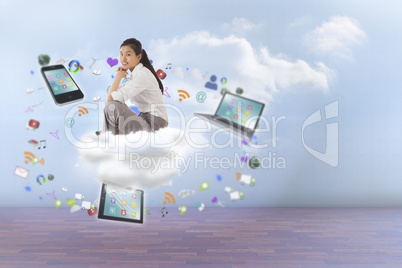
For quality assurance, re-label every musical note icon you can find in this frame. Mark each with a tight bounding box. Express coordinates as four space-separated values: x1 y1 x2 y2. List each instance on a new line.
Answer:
166 63 172 69
38 140 46 149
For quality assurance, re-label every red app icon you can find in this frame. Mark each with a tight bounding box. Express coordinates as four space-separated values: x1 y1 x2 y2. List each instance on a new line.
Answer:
64 73 68 76
121 209 126 216
156 69 166 80
87 207 97 216
62 84 67 89
27 119 40 130
233 114 238 119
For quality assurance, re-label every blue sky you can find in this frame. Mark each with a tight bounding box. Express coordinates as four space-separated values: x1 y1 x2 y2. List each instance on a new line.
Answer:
1 0 402 209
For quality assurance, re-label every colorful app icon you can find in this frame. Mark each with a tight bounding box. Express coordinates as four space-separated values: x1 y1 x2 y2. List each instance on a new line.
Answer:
62 84 67 89
53 86 58 91
66 198 76 208
110 198 116 203
48 75 53 79
81 201 91 210
199 181 209 190
56 74 61 78
247 105 252 110
179 206 188 215
121 209 126 216
51 81 55 85
122 200 127 206
237 108 241 113
225 111 231 116
88 207 97 216
59 79 64 83
70 83 74 87
111 189 116 194
67 77 71 81
245 111 250 116
131 211 136 217
231 99 236 104
64 73 68 76
228 105 233 110
234 114 238 119
132 193 137 199
109 207 116 214
131 202 136 208
242 117 247 122
55 199 62 209
28 119 40 130
239 102 243 107
156 69 166 80
122 191 127 196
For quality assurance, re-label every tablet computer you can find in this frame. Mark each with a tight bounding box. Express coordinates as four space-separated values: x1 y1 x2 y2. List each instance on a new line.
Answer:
98 182 144 224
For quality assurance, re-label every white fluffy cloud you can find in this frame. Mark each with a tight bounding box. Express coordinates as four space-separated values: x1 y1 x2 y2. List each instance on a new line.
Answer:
305 16 367 59
221 17 261 35
149 31 332 103
79 128 189 190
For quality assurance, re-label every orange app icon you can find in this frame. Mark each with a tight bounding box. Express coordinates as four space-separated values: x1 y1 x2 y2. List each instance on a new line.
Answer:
59 79 64 83
122 200 127 206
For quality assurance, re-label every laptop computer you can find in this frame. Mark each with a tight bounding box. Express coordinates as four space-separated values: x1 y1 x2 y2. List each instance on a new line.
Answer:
194 92 265 140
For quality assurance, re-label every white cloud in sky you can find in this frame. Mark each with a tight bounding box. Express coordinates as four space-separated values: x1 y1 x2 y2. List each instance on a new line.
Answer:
172 67 185 78
187 68 203 80
221 17 262 35
305 16 367 59
79 127 188 190
78 126 212 190
149 31 332 104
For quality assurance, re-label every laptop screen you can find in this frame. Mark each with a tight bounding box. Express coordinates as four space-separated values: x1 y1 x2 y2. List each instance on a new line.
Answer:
214 92 265 130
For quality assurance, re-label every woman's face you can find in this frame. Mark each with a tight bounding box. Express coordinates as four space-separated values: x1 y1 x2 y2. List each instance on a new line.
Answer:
120 45 141 71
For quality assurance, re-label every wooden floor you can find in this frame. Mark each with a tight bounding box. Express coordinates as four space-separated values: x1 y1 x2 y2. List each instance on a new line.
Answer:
1 208 402 267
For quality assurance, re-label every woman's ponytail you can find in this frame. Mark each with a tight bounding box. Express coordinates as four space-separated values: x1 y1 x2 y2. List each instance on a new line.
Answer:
140 49 164 94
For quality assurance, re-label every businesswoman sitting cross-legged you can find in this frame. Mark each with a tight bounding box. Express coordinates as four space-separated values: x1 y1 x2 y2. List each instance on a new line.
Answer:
96 38 168 135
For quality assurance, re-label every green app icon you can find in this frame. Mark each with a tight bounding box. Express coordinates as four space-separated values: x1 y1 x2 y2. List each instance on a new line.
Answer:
66 198 76 208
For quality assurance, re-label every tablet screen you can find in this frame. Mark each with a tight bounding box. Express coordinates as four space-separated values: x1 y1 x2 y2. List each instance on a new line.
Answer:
98 182 144 224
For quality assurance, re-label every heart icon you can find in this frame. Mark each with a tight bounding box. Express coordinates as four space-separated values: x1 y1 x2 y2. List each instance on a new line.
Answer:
211 196 217 203
107 57 118 67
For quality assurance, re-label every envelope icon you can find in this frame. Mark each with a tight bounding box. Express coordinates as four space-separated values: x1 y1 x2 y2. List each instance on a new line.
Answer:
81 201 91 210
14 166 29 179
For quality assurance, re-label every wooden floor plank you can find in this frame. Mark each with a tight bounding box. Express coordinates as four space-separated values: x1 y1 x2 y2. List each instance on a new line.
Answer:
1 207 402 266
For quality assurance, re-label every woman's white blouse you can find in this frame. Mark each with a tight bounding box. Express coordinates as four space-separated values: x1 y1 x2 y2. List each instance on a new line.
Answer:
111 63 168 122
